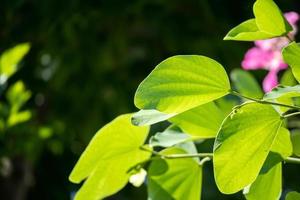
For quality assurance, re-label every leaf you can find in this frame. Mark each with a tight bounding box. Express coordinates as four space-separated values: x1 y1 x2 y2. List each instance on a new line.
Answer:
224 0 291 41
7 110 32 127
271 127 292 159
244 162 282 200
0 43 30 84
149 126 194 148
131 109 176 126
286 191 300 200
230 69 263 98
6 81 31 112
253 0 292 35
213 103 282 194
282 42 300 82
280 69 297 86
264 85 300 100
169 102 226 138
291 130 300 157
148 147 202 200
224 19 273 41
134 55 230 114
69 114 150 200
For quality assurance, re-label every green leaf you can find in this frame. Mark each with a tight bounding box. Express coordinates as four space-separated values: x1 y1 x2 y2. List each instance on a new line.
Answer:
7 110 32 127
271 127 292 159
134 55 230 114
283 42 300 82
230 69 263 99
169 102 226 138
131 109 175 126
148 147 202 200
224 19 273 41
6 81 31 112
149 126 194 148
0 43 30 84
213 103 282 194
280 69 297 86
69 114 150 200
244 162 282 200
291 130 300 157
286 191 300 200
264 85 300 100
253 0 292 35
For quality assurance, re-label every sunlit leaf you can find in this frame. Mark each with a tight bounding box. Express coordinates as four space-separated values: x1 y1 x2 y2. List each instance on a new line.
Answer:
291 130 300 157
0 43 30 84
148 147 202 200
213 103 282 194
69 114 150 200
169 102 225 138
134 55 230 114
286 191 300 200
282 42 300 83
131 109 175 126
244 162 282 200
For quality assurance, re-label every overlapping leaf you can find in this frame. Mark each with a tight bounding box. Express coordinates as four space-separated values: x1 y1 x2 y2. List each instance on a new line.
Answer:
213 103 282 194
69 114 150 200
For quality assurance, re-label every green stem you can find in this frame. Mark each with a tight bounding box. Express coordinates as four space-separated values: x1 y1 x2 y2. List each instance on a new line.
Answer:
283 111 300 118
140 147 300 164
231 90 300 110
285 157 300 164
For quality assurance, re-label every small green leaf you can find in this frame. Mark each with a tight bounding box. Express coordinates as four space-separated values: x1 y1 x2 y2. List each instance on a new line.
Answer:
283 42 300 82
7 110 32 127
0 43 30 84
149 126 194 148
286 191 300 200
6 81 31 113
69 114 150 200
169 102 226 138
224 19 273 41
244 162 282 200
148 147 202 200
134 55 230 114
213 103 282 194
131 109 175 126
230 69 263 98
253 0 292 35
291 130 300 157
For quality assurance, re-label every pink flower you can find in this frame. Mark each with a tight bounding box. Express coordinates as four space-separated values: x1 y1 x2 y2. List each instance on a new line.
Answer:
241 11 300 92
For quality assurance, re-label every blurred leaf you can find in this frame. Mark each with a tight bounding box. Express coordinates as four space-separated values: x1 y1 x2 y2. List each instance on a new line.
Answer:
69 114 150 200
230 69 263 98
286 191 300 200
213 103 282 194
244 162 281 200
282 42 300 82
169 102 226 138
148 147 202 200
7 110 31 127
291 130 300 157
0 43 30 84
131 109 175 126
280 69 297 86
6 81 31 112
134 55 230 114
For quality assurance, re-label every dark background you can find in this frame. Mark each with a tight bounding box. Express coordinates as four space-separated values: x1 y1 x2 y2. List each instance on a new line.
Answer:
0 0 299 199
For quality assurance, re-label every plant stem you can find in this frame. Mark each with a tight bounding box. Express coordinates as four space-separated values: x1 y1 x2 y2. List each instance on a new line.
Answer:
283 111 300 118
140 147 300 165
285 157 300 164
285 35 294 43
230 90 300 110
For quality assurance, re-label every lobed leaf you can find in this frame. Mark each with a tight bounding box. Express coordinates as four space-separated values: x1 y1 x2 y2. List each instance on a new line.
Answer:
213 103 282 194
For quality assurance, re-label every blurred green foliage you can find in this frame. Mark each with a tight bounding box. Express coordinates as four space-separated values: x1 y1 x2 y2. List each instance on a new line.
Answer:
0 0 299 200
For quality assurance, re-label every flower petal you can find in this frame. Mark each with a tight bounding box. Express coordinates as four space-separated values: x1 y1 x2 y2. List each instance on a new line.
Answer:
242 47 273 70
262 70 278 92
